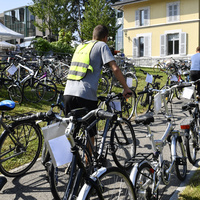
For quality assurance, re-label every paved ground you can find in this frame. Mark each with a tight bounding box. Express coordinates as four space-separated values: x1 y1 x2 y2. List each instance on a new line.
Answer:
0 98 199 199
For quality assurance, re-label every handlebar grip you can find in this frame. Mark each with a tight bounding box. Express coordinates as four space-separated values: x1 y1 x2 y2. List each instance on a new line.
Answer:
138 90 149 95
96 109 117 121
177 83 192 89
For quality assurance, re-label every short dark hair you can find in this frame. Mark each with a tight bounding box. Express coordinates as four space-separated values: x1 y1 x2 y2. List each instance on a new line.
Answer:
16 41 18 44
93 25 109 40
196 46 200 51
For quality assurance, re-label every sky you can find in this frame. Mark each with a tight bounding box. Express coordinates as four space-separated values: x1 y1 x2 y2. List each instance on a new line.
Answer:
0 0 33 13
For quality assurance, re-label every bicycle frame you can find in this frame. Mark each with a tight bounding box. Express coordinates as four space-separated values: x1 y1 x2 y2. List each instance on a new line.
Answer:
130 85 187 197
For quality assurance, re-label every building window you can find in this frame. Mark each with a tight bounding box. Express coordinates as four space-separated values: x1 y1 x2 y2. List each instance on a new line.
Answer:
133 33 151 57
139 37 144 57
167 1 180 22
160 31 186 56
135 7 150 27
168 34 179 55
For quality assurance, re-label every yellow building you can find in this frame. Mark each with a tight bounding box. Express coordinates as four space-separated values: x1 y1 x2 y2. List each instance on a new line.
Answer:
112 0 199 66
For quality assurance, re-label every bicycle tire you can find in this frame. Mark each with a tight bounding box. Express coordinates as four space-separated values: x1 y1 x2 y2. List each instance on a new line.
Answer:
59 66 69 87
49 141 93 200
82 167 136 200
97 75 109 95
7 84 23 104
174 137 187 181
121 90 136 120
22 78 44 103
36 79 57 102
134 162 158 200
135 93 152 117
175 87 182 100
0 121 42 177
153 64 161 73
185 129 198 165
110 118 136 170
1 65 16 89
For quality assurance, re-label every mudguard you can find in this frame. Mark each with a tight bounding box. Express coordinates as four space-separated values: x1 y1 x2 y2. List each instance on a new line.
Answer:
129 160 152 186
77 167 107 200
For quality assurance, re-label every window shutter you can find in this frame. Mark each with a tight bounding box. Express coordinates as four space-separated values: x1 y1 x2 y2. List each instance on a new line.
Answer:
180 32 187 56
135 10 139 27
144 9 149 26
160 34 166 57
133 37 138 57
144 36 150 57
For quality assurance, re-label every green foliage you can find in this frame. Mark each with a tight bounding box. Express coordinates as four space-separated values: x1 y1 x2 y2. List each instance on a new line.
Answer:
80 0 120 41
29 0 75 37
33 30 75 55
33 38 51 53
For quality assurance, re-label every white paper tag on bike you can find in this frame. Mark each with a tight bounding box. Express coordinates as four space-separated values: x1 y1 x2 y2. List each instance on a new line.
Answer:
182 86 194 99
7 64 17 75
42 122 72 167
109 100 121 111
126 77 133 87
154 93 162 114
145 73 153 83
48 135 72 167
170 75 178 82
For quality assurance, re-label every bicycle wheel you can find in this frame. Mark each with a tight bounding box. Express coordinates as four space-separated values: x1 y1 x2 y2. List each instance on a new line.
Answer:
0 122 42 177
97 75 109 95
110 118 136 170
174 137 187 181
49 141 93 200
175 87 182 100
7 84 23 104
185 128 198 165
83 167 136 200
125 72 138 91
135 93 152 116
22 78 44 103
134 162 158 200
36 79 57 101
59 66 69 87
121 90 136 120
153 64 161 73
1 65 15 89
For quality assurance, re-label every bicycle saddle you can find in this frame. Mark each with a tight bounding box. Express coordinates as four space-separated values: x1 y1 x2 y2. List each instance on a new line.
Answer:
0 100 15 111
135 113 154 125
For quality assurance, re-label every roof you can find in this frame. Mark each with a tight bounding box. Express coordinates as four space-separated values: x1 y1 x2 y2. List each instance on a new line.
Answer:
112 0 149 11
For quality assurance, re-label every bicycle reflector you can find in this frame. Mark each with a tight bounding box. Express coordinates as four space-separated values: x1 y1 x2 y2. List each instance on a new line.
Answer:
180 125 190 129
180 117 193 129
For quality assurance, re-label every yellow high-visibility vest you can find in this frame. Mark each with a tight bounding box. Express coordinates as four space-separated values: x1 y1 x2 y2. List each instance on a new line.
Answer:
67 41 98 80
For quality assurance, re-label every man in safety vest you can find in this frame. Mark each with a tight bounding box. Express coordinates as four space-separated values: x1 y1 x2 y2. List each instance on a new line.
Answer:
64 25 132 139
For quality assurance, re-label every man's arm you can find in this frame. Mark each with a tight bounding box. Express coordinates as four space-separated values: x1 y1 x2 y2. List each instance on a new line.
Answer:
108 60 132 98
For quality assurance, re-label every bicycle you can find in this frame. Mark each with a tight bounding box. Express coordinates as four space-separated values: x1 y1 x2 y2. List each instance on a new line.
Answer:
0 73 23 104
153 59 166 72
0 100 48 177
45 108 136 200
135 69 162 116
47 94 136 199
179 80 200 165
129 84 187 199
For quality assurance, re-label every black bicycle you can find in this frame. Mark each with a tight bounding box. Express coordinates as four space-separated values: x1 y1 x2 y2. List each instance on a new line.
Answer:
135 69 162 116
47 108 136 200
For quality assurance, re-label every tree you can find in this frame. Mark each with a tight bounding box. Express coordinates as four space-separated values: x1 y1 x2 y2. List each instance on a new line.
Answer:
80 0 120 42
29 0 75 39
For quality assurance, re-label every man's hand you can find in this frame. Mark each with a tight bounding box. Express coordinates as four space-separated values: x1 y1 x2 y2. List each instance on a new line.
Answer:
123 88 133 99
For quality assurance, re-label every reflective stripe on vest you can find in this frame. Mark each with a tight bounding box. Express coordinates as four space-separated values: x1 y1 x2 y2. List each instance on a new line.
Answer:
67 41 98 80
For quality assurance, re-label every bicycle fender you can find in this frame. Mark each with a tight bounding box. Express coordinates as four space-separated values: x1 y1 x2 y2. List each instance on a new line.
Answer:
77 167 107 200
129 160 151 187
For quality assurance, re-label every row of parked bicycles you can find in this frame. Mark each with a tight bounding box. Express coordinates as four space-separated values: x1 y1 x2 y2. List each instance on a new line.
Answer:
0 54 196 200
